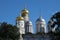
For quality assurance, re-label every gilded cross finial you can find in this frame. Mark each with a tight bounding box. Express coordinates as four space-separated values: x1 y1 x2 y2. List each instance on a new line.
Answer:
39 9 42 19
24 4 26 9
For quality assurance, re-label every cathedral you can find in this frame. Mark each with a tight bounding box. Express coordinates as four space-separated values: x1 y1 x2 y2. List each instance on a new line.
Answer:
16 6 57 40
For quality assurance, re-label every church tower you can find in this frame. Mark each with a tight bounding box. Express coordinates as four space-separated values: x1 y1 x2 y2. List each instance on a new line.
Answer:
21 5 29 22
21 5 33 33
16 16 25 34
25 21 33 33
16 16 25 40
16 5 33 34
36 12 47 33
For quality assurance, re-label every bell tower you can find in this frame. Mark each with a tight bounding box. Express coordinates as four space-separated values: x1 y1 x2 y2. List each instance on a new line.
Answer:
36 11 47 33
21 5 29 22
21 5 33 33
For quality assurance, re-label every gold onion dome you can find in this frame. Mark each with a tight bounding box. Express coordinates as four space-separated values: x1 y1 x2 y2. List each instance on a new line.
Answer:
22 6 29 14
16 16 24 21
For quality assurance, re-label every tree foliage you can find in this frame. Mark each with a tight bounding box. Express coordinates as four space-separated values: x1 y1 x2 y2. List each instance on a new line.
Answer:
48 12 60 40
0 22 19 40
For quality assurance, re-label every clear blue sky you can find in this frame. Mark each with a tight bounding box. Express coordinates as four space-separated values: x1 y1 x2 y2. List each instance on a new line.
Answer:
0 0 60 32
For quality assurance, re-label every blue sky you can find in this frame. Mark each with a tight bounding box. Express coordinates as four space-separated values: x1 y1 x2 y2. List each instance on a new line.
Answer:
0 0 60 32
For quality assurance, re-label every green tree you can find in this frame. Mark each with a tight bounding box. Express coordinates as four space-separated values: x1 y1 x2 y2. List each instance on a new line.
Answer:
48 12 60 40
0 22 19 40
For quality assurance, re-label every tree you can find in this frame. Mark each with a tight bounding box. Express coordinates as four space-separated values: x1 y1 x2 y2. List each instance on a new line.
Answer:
0 22 19 40
48 12 60 40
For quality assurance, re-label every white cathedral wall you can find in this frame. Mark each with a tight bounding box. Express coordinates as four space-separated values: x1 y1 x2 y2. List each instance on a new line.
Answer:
30 26 33 33
16 20 24 28
24 16 29 22
36 24 40 32
29 26 32 33
45 25 48 33
16 20 25 34
31 26 33 33
26 25 33 33
36 22 41 33
36 21 49 33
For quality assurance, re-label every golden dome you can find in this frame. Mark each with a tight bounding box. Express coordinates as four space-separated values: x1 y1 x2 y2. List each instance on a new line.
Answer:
22 8 29 14
21 5 29 14
16 16 24 21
